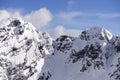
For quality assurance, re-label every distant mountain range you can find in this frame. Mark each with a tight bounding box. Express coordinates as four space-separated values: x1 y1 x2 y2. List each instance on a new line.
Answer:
0 18 120 80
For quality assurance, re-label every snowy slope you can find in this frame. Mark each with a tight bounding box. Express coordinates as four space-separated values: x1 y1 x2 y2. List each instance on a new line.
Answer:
39 27 120 80
0 18 53 80
0 18 120 80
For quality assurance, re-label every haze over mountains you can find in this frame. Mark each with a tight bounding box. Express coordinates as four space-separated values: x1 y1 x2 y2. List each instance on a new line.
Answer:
0 18 120 80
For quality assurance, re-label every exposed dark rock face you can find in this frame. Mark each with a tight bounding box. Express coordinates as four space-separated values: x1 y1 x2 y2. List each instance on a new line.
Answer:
70 43 104 72
54 35 74 53
114 36 120 52
38 72 51 80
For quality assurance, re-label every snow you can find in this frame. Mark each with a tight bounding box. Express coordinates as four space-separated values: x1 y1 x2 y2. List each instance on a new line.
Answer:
0 18 120 80
0 18 53 80
38 26 119 80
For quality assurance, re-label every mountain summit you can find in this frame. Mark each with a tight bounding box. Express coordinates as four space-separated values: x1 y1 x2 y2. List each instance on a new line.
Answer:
0 18 120 80
0 18 53 80
40 27 120 80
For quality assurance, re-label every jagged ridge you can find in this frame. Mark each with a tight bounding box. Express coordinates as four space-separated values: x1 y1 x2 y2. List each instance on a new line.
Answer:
40 27 120 80
0 18 120 80
0 18 53 80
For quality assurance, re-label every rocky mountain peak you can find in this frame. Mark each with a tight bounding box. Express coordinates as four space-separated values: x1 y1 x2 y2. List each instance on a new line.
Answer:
80 27 113 41
0 18 53 80
41 27 120 80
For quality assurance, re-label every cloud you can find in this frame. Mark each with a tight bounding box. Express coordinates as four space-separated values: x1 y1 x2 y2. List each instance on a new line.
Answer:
48 25 82 39
0 8 52 29
0 10 10 21
58 11 120 20
96 13 120 19
0 10 21 21
56 11 120 27
24 8 52 29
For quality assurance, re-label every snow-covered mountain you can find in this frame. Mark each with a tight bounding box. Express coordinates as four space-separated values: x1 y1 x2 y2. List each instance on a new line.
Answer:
0 18 53 80
40 28 120 80
0 18 120 80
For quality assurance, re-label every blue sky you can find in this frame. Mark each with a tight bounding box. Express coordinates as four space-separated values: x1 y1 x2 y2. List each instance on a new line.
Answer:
0 0 120 35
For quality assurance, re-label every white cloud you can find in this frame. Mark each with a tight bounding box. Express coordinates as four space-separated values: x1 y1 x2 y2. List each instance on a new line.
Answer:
0 10 10 21
0 10 21 21
48 25 82 39
58 11 120 20
0 8 52 29
24 8 52 29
